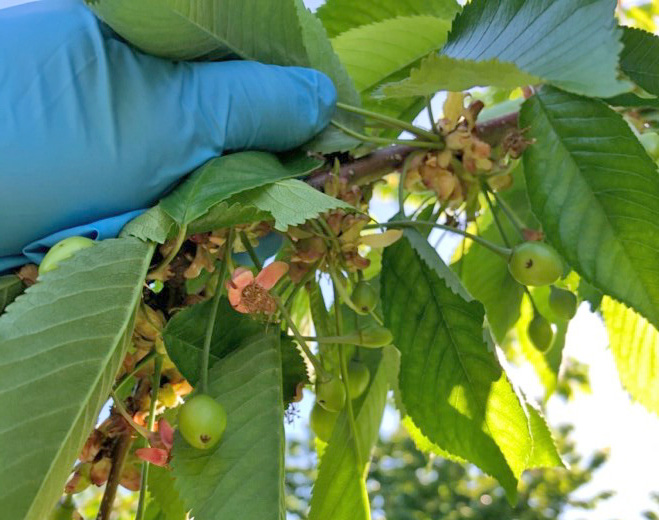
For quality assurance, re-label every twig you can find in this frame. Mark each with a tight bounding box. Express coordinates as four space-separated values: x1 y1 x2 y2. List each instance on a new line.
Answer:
96 432 133 520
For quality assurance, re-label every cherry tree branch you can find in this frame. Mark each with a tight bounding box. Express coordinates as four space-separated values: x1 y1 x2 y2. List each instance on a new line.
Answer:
307 111 520 189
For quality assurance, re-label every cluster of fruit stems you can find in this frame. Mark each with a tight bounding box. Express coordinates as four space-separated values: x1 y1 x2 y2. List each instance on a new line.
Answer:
98 101 526 519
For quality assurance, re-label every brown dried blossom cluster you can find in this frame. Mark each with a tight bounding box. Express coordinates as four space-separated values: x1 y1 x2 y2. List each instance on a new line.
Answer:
404 92 528 219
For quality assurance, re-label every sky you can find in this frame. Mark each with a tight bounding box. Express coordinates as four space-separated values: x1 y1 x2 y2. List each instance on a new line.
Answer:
2 0 658 518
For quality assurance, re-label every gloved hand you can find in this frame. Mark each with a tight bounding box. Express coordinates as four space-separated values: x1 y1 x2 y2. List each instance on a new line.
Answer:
0 0 336 272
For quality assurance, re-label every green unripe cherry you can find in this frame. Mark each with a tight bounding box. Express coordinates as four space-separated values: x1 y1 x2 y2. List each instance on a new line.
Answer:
48 496 77 520
315 376 346 412
178 394 227 450
344 325 394 348
39 236 96 275
310 402 338 442
549 286 578 321
527 314 554 352
347 359 370 399
508 242 563 286
640 132 659 160
351 281 378 315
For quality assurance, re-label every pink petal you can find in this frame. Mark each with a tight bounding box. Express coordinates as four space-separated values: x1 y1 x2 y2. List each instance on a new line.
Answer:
135 448 169 467
158 419 174 450
255 261 289 290
227 285 243 309
229 268 254 290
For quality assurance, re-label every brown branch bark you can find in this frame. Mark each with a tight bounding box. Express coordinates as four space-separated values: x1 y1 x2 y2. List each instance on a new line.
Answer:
96 430 133 520
307 111 520 189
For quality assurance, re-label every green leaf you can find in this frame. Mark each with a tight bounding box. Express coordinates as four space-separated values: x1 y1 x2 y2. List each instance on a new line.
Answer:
120 206 175 244
163 298 262 386
381 230 533 501
620 26 659 96
309 347 395 520
317 0 460 38
520 86 659 329
578 278 603 312
0 238 153 520
187 202 270 236
232 179 352 232
171 332 285 520
91 0 309 63
295 0 362 121
384 0 630 98
163 298 305 404
280 337 310 405
159 152 322 227
602 297 659 415
383 55 540 97
332 16 452 93
527 404 564 469
0 275 24 314
401 416 466 463
148 466 187 520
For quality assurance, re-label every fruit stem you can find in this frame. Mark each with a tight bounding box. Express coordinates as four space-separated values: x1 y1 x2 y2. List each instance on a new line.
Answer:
275 295 331 381
331 120 442 150
327 267 364 315
366 220 512 258
482 186 512 248
110 391 152 440
485 185 526 240
240 231 262 269
426 96 440 136
398 150 427 216
112 350 157 395
147 225 187 280
336 101 441 142
200 229 234 394
333 282 363 465
135 354 163 520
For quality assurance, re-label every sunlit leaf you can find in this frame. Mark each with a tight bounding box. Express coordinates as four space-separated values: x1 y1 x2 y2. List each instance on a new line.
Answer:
381 230 533 501
602 297 659 415
317 0 459 38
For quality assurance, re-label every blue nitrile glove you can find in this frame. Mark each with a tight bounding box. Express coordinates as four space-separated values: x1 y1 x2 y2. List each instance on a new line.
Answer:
0 0 336 273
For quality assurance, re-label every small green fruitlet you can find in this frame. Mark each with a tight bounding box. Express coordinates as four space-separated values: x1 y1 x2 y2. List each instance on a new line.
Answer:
178 394 227 450
309 402 338 442
48 496 78 520
527 314 554 352
508 241 563 286
345 325 393 348
351 281 378 314
39 236 95 275
347 359 370 399
549 286 578 320
315 376 346 412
